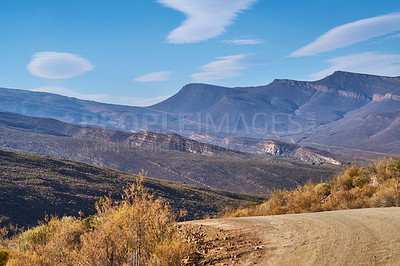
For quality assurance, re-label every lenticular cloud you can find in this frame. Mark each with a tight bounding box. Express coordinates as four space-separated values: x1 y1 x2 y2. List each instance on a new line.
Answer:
157 0 258 44
27 52 94 79
291 13 400 57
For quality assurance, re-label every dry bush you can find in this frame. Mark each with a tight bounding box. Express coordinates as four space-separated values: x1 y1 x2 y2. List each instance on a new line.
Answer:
0 219 10 266
226 184 322 217
0 250 10 266
333 165 367 191
77 173 192 265
284 183 322 213
262 189 290 215
368 157 400 186
4 171 192 265
6 216 85 265
225 157 400 218
371 178 400 207
225 189 290 218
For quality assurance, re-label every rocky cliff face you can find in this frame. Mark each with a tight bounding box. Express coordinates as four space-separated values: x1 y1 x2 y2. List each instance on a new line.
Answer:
248 140 341 165
122 131 244 157
183 132 341 165
373 93 400 102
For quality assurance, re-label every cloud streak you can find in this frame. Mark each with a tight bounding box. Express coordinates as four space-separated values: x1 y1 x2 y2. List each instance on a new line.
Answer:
157 0 257 44
27 52 94 79
31 86 171 106
191 54 252 82
387 33 400 40
291 13 400 57
134 71 172 82
31 86 110 101
310 52 400 79
223 39 263 45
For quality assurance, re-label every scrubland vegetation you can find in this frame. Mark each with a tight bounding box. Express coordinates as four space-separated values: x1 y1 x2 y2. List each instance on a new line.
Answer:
1 156 399 265
226 157 400 217
0 149 265 228
0 172 193 265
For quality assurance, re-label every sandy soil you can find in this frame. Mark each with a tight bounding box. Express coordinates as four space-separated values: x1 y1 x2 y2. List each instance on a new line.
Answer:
182 207 400 265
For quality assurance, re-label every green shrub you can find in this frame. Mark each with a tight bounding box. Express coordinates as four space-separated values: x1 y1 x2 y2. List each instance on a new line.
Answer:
314 183 331 196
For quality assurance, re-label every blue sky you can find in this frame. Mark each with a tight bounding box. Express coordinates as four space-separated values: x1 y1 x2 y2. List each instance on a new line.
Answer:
1 0 399 106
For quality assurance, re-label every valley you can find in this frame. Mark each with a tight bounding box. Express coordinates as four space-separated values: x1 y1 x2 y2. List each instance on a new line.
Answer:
0 111 340 194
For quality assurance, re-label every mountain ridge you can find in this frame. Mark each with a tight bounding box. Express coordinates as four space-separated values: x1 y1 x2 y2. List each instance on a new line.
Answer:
0 71 399 156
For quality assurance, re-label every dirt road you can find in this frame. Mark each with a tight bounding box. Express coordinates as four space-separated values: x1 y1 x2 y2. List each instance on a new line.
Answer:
184 207 400 265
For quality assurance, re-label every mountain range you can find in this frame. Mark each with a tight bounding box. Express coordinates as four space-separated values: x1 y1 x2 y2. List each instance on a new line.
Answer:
0 71 399 157
150 71 400 154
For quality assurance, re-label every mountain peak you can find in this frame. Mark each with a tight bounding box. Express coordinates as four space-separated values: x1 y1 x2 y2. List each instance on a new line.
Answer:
150 83 237 113
326 70 400 80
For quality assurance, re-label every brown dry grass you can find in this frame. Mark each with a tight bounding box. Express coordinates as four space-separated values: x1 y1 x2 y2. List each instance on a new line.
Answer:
0 171 193 265
226 157 400 218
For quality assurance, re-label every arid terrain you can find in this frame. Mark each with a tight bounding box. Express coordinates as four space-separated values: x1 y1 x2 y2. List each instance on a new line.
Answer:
183 207 400 265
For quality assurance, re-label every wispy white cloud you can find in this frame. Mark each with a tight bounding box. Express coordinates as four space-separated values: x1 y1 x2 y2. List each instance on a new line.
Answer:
157 0 258 44
387 33 400 40
191 54 252 82
31 86 171 106
310 52 400 80
27 52 94 79
31 86 109 101
290 13 400 57
134 71 172 82
130 95 172 106
223 39 263 45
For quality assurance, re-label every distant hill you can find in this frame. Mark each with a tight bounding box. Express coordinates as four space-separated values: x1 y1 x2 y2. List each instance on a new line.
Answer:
0 149 266 228
0 111 245 158
1 71 398 156
0 112 339 194
0 111 340 163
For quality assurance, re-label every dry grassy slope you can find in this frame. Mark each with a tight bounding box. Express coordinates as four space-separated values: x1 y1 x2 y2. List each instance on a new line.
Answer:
0 150 265 228
185 207 400 265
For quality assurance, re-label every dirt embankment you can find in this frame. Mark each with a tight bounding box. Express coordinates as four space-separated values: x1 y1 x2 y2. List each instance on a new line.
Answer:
182 207 400 265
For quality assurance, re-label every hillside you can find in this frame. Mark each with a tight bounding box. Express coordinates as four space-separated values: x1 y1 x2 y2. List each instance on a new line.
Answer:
0 111 340 163
0 149 265 228
0 112 340 194
0 111 246 158
301 108 400 155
